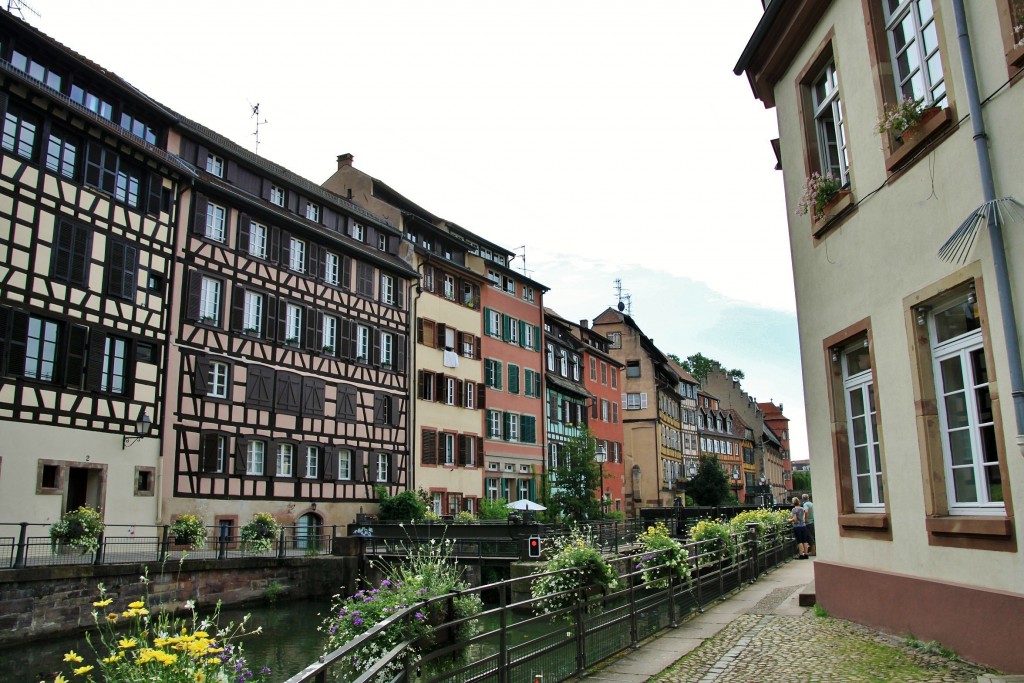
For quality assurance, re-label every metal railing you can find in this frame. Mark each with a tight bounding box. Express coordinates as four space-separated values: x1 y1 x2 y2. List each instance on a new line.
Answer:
284 524 796 683
0 523 340 569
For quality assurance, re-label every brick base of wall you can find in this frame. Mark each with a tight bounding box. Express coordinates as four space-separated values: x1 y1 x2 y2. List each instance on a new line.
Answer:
0 556 359 645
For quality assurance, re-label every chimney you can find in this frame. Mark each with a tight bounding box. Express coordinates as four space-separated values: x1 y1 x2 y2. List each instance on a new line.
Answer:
337 153 354 170
579 319 589 329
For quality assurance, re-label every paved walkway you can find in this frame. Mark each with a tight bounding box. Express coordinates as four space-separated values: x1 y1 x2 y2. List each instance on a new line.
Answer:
580 558 997 683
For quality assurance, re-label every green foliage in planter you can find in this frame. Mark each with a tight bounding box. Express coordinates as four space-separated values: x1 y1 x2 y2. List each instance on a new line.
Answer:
240 512 279 553
688 518 737 568
531 531 619 619
169 513 207 550
375 485 427 521
454 511 475 523
50 505 104 554
321 535 481 680
729 508 790 550
877 97 925 136
477 497 510 520
796 172 842 220
635 522 691 589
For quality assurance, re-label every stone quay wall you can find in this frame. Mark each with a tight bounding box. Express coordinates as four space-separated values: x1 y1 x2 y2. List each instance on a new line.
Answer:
0 556 359 646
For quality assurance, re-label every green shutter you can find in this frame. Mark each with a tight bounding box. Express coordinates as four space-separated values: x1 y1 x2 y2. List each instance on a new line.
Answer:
503 412 512 440
484 308 493 336
524 369 533 397
502 314 511 342
496 361 503 390
508 364 519 394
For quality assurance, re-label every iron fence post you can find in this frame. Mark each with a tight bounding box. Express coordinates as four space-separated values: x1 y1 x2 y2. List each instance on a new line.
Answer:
668 563 678 628
14 522 27 569
575 586 587 676
497 574 508 683
278 526 287 558
628 570 639 649
160 524 170 559
746 523 759 584
218 532 227 560
93 530 105 565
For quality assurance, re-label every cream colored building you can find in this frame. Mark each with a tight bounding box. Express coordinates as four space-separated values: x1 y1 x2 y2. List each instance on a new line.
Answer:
737 0 1024 672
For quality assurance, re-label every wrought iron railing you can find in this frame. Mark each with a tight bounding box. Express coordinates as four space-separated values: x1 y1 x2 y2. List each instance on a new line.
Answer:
284 524 795 683
0 523 340 569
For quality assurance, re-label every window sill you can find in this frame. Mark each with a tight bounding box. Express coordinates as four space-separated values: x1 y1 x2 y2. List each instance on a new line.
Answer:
925 514 1016 551
883 107 954 174
811 189 855 239
838 512 889 529
1007 42 1024 71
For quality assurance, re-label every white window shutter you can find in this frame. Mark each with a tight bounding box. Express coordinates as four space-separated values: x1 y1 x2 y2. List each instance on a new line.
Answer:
641 392 648 409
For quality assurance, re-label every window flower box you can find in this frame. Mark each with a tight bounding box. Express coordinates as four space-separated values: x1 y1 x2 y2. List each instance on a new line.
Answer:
284 337 300 346
811 189 853 237
884 106 954 173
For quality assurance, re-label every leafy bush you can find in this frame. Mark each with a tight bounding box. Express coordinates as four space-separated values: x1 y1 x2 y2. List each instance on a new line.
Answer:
50 506 104 554
240 512 279 553
321 534 481 680
635 522 690 589
42 578 270 682
477 497 510 520
531 531 619 619
169 513 207 550
376 485 427 521
729 508 790 550
602 510 625 522
454 511 475 523
688 518 737 567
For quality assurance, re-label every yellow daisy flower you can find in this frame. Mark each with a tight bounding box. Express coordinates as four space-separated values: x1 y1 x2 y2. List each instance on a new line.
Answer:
128 600 145 609
72 665 94 676
92 598 113 607
53 675 68 683
63 651 84 663
118 637 138 649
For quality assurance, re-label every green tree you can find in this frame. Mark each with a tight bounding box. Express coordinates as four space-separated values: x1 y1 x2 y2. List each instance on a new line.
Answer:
679 352 745 383
376 485 427 521
688 454 732 506
548 429 603 522
792 470 812 493
478 497 510 520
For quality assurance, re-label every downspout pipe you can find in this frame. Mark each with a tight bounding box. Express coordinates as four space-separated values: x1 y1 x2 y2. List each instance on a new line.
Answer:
952 0 1024 452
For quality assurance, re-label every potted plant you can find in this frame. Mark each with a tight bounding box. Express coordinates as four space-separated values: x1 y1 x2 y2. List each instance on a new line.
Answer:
169 513 207 550
795 172 843 221
284 336 300 346
243 326 260 335
878 97 940 142
531 531 619 618
321 344 334 354
240 512 279 553
50 505 104 554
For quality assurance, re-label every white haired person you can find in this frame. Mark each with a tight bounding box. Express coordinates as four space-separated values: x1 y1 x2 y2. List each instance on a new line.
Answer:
789 496 810 559
802 493 815 556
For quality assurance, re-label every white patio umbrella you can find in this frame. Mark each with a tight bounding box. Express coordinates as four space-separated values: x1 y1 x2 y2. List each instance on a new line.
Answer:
505 499 546 511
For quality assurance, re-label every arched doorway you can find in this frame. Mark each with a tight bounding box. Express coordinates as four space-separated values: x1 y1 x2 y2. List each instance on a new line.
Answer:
295 512 322 551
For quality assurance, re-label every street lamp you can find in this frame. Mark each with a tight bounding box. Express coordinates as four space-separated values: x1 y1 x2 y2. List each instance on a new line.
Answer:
123 410 152 449
595 444 607 513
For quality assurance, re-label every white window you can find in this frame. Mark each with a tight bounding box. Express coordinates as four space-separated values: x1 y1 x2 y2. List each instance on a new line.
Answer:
443 275 456 300
502 275 515 294
546 344 555 371
445 377 456 405
200 277 221 324
306 203 320 222
324 252 340 286
356 325 370 361
488 269 500 287
626 392 648 410
380 331 393 367
465 382 475 409
601 399 610 422
289 237 305 273
285 303 302 344
507 413 520 442
322 314 338 354
443 433 456 465
488 410 502 438
486 478 499 501
488 309 502 338
352 223 365 242
206 153 224 178
249 222 268 259
246 440 265 475
508 318 519 345
522 286 535 302
928 299 1002 514
608 332 621 349
270 185 285 207
305 446 320 479
559 349 568 376
571 355 580 381
206 202 227 242
210 360 229 399
99 336 127 394
378 234 387 251
277 443 294 477
243 291 263 335
433 492 443 514
381 274 395 305
337 449 353 480
883 0 946 108
842 340 884 511
812 60 849 186
523 324 535 350
377 453 390 481
214 435 226 473
518 479 530 500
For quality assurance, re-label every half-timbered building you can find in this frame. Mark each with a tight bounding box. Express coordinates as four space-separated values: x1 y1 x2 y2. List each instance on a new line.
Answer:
0 11 185 524
323 155 488 516
542 309 592 507
163 127 416 535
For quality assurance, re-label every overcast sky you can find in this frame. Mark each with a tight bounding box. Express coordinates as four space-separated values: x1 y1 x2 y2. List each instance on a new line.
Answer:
27 1 807 461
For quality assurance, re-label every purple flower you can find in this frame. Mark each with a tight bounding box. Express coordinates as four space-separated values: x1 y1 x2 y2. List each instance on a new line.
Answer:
330 625 338 634
261 667 271 674
414 612 425 620
353 617 364 626
381 580 391 587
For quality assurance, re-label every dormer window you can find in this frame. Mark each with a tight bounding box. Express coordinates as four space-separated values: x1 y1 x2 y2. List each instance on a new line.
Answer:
206 154 224 178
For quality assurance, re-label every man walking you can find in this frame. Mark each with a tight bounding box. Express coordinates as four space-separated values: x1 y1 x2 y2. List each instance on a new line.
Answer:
802 493 815 556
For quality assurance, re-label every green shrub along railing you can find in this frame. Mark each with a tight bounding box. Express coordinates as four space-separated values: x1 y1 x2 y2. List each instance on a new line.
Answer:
285 522 796 683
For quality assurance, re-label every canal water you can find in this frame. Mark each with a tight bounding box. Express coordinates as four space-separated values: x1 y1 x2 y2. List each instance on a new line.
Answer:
3 596 561 683
2 597 330 683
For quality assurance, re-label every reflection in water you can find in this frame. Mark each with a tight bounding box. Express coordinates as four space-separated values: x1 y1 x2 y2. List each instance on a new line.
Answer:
1 598 329 683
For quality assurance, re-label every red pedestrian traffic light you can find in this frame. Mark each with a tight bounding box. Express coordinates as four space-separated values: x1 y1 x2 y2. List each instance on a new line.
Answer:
528 536 542 558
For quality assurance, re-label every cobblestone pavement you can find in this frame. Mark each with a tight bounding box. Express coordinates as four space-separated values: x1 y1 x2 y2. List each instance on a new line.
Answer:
654 610 992 683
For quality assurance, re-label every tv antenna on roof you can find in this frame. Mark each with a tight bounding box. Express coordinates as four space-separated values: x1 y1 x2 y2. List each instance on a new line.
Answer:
614 278 632 315
7 0 41 19
514 245 533 278
249 102 268 155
